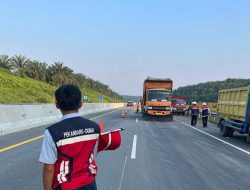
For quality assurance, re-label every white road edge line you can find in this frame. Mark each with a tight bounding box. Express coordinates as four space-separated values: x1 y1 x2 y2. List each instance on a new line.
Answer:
118 156 128 190
131 135 137 159
174 118 250 155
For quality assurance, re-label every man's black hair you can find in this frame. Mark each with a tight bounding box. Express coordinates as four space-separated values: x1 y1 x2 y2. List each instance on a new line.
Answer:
55 84 82 111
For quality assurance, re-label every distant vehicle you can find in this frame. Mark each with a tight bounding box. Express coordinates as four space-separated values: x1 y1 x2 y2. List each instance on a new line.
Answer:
127 101 134 106
172 96 188 115
141 77 173 121
217 85 250 142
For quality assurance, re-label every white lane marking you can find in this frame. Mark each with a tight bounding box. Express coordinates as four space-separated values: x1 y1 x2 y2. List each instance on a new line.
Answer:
174 119 250 155
118 156 128 190
90 108 123 120
136 118 138 123
131 135 137 159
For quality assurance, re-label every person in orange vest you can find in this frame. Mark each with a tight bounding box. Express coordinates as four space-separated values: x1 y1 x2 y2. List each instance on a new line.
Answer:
191 101 199 126
201 102 210 127
136 102 140 113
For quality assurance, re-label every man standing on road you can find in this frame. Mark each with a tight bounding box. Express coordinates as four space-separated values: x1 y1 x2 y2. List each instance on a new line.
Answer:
201 102 210 127
39 84 99 190
191 101 199 126
136 102 140 113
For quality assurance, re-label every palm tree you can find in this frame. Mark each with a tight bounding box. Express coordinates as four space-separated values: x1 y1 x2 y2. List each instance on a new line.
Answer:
10 55 30 76
26 60 40 80
47 62 74 85
62 66 74 84
73 73 87 88
27 60 47 81
40 62 47 82
0 55 11 70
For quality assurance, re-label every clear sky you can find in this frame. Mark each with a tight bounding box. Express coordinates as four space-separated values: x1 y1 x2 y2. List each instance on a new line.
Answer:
0 0 249 95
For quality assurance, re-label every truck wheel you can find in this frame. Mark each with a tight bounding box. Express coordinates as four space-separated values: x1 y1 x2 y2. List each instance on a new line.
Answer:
228 128 234 137
222 126 229 137
247 130 250 143
220 121 229 137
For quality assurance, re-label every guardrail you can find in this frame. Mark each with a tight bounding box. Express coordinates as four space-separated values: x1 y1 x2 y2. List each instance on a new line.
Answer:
0 103 124 136
194 112 221 125
208 112 221 125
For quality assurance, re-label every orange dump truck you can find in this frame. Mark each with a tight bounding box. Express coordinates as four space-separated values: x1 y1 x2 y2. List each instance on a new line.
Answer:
141 77 173 121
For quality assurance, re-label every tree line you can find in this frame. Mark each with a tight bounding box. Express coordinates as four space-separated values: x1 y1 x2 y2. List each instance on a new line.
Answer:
173 78 250 102
0 54 122 100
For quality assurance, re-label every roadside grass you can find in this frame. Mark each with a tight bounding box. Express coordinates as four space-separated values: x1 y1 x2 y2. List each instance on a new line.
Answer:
0 68 121 104
81 88 118 103
0 69 56 103
197 101 217 112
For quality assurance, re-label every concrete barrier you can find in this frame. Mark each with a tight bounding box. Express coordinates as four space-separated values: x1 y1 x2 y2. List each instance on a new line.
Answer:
0 103 124 136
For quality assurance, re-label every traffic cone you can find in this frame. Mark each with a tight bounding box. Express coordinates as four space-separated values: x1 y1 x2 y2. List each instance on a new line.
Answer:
99 119 104 133
121 110 126 118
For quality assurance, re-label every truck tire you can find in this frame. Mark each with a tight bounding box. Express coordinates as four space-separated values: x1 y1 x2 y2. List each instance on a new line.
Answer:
228 128 234 137
247 130 250 143
220 121 229 137
219 120 224 133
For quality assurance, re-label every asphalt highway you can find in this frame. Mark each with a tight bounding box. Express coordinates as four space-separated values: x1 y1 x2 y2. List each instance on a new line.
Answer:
1 108 250 190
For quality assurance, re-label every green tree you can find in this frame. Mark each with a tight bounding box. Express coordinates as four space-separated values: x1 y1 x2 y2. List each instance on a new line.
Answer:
47 62 74 85
0 55 11 70
72 73 87 88
173 78 250 102
26 60 47 82
10 55 30 76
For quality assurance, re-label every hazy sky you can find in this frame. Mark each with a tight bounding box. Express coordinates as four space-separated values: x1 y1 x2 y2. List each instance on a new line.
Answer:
0 0 249 95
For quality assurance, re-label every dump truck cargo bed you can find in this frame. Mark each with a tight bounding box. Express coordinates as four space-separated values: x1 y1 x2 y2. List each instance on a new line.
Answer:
217 86 250 122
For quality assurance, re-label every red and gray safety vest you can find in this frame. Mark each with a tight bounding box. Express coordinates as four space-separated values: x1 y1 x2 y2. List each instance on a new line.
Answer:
47 116 100 190
201 105 209 117
191 105 199 116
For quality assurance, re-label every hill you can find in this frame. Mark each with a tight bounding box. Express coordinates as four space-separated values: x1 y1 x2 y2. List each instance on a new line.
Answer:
0 68 122 103
122 95 141 102
173 78 250 102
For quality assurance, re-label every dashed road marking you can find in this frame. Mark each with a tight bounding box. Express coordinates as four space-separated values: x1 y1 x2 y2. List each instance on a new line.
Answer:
131 135 137 159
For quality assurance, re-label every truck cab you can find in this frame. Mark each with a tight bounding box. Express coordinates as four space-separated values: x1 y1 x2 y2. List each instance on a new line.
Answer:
145 89 172 116
172 96 188 115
